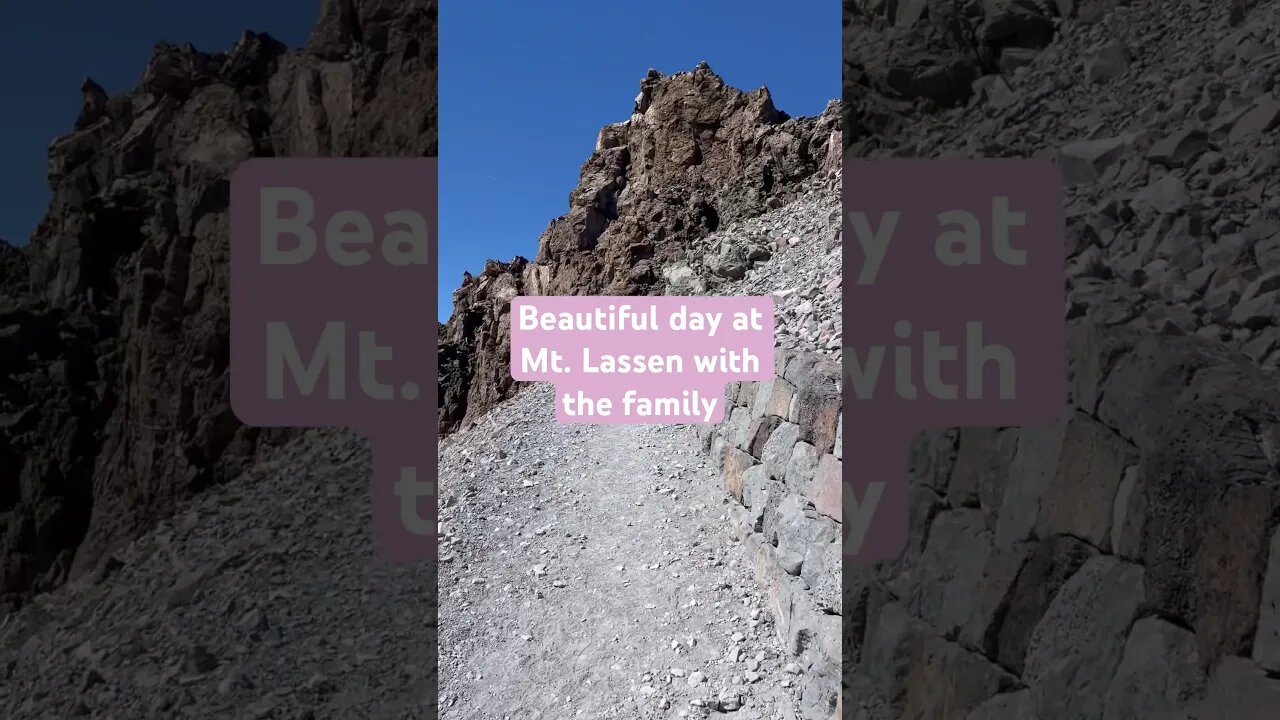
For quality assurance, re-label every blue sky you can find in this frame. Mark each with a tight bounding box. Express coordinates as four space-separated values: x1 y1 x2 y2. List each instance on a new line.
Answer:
0 2 840 322
0 1 314 244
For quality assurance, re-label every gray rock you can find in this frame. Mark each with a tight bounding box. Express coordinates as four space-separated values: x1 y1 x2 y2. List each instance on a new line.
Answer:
917 509 993 638
784 441 820 490
965 690 1035 720
761 422 801 480
861 600 920 713
775 494 840 567
1186 656 1280 719
1147 128 1209 168
995 413 1069 547
751 379 776 419
901 635 1015 719
1024 556 1148 720
1035 411 1135 550
1102 618 1206 720
1228 93 1280 142
973 75 1016 108
1228 291 1277 329
947 427 1017 516
1085 40 1131 83
1252 526 1280 672
1111 466 1144 560
725 406 753 450
1135 173 1191 215
1058 136 1132 185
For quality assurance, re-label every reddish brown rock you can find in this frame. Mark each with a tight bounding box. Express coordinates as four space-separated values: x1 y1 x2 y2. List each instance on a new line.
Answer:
765 379 796 419
784 354 841 455
1130 346 1280 666
745 416 779 457
722 446 756 503
808 454 841 521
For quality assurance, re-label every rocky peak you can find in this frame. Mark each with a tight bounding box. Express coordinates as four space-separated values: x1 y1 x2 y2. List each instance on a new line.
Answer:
74 78 110 131
438 67 839 433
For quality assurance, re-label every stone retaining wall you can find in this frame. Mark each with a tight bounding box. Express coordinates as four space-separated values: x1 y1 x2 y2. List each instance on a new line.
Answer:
698 347 843 720
844 315 1280 719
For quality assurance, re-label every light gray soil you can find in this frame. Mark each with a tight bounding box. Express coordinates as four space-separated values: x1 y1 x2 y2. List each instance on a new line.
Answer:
437 384 806 720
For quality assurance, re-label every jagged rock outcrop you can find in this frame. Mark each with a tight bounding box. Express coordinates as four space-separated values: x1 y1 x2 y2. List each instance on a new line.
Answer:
0 0 437 607
439 66 841 433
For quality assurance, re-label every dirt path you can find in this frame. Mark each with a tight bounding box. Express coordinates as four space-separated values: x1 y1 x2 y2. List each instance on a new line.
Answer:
438 383 804 720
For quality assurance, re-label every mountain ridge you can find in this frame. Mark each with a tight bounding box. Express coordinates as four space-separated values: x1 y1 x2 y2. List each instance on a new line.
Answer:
438 64 841 434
